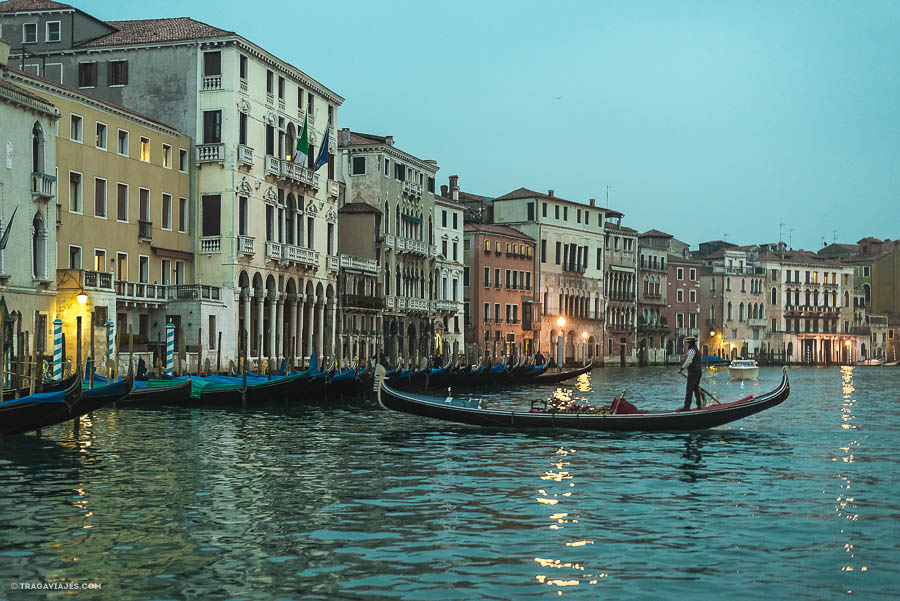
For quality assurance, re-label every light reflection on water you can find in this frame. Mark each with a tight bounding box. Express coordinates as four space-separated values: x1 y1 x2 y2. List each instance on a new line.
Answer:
0 366 898 599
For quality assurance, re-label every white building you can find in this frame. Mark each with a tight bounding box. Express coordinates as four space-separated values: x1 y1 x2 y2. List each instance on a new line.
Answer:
432 180 464 358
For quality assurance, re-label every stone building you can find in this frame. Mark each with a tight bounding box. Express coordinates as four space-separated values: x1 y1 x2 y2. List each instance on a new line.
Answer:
2 0 344 367
603 223 639 365
637 230 671 364
432 182 464 357
462 223 536 361
0 40 58 356
338 130 441 367
490 188 621 365
666 252 702 359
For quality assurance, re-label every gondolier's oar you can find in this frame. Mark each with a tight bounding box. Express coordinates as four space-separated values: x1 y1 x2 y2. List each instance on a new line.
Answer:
680 372 721 405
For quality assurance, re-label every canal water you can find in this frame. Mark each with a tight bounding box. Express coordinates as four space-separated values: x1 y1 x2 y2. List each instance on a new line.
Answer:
0 366 898 600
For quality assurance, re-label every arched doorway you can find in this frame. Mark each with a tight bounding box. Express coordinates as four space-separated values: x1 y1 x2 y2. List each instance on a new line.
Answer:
407 323 417 366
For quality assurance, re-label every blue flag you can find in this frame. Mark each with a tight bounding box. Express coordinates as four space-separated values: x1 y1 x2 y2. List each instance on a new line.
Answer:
314 123 330 171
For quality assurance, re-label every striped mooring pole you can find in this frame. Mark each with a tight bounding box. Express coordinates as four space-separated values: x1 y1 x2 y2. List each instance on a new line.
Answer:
53 315 63 381
105 320 115 365
166 321 175 376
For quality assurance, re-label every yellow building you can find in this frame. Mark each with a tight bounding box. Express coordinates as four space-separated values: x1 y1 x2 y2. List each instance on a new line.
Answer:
9 68 227 371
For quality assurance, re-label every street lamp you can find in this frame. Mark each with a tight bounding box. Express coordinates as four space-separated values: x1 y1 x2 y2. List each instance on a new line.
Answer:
556 316 566 372
581 331 588 365
77 290 88 305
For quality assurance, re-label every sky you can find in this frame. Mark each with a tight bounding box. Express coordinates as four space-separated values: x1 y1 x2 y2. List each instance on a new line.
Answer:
80 0 900 251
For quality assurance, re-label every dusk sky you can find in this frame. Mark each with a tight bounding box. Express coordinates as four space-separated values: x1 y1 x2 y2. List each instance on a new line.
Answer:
83 0 899 251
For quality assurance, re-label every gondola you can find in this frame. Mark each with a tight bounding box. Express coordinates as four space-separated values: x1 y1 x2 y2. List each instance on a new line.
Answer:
0 378 82 436
375 366 791 432
2 370 80 398
115 377 193 407
73 368 134 416
530 362 593 385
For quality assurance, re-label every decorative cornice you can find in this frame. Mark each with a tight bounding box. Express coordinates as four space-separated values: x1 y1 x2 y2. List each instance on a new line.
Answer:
342 143 439 175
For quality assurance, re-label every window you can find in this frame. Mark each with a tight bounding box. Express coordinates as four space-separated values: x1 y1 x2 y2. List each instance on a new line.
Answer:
494 304 501 323
70 114 82 142
505 269 511 289
677 289 684 303
162 194 172 230
178 149 188 172
526 272 531 290
463 266 469 287
483 267 489 287
494 268 501 288
555 205 560 219
139 256 149 283
139 188 150 223
116 252 127 280
45 21 61 42
266 70 274 94
484 303 490 322
204 51 221 76
690 289 696 303
453 213 458 229
161 259 171 285
577 209 581 223
201 195 221 237
116 183 128 222
239 55 248 80
162 144 172 168
541 240 547 263
555 241 561 265
238 196 248 236
68 245 82 269
689 268 696 281
68 171 82 212
94 178 106 218
94 249 106 272
23 23 37 44
140 137 150 162
352 156 366 175
484 239 490 252
117 130 129 155
384 157 390 177
94 122 107 149
178 198 187 232
563 207 568 221
78 62 97 87
676 267 684 280
202 110 222 144
278 76 285 99
209 315 217 349
108 60 128 86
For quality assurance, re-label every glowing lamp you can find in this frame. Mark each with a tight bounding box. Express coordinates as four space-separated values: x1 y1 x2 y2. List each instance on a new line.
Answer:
556 316 566 328
77 291 88 305
581 331 588 340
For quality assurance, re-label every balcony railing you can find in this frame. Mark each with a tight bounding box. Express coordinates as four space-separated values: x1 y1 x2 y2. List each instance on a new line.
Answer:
608 292 636 302
408 298 428 311
748 318 767 326
200 236 222 254
196 143 224 163
402 180 424 198
608 323 634 333
397 237 429 256
386 297 395 309
68 269 113 291
327 255 339 272
433 300 457 312
114 280 168 302
266 155 320 189
339 255 378 274
237 235 255 255
285 245 319 267
383 234 396 250
237 144 254 167
240 78 248 93
201 75 222 90
639 321 670 331
562 262 587 273
32 172 56 200
266 241 283 260
342 294 385 310
168 284 222 301
138 219 152 240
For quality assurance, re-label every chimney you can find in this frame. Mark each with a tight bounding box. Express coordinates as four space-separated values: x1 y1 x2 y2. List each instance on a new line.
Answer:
449 175 459 200
440 184 448 197
385 135 394 146
589 198 596 206
0 40 9 69
340 128 350 146
548 189 554 198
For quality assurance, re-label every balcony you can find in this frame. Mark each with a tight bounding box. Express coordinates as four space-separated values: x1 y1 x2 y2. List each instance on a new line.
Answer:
31 172 56 201
237 144 254 167
56 202 62 226
138 219 152 240
408 298 428 312
266 241 283 260
266 155 320 190
237 235 255 256
278 98 285 112
340 255 378 274
201 75 221 90
196 143 224 163
639 320 670 333
433 299 457 312
240 77 248 93
849 326 871 335
748 318 767 327
168 284 222 302
342 294 385 310
72 269 113 291
327 255 339 273
200 236 221 254
608 292 636 302
608 322 634 333
267 241 320 268
386 297 395 309
402 180 423 198
115 280 168 304
397 237 429 257
384 234 396 251
562 262 587 273
266 92 274 106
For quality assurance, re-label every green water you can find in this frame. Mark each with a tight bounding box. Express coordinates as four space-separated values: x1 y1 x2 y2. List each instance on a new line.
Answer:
0 366 897 600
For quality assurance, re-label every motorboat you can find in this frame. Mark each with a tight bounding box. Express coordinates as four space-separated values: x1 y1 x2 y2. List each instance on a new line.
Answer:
729 359 759 379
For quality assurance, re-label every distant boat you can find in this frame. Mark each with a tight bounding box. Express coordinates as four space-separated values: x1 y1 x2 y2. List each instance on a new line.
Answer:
729 359 759 380
701 355 729 366
857 358 885 366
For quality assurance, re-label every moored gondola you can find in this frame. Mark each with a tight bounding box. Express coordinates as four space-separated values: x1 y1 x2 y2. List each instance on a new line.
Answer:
530 362 593 385
0 378 82 436
115 377 193 407
376 366 791 432
3 370 79 398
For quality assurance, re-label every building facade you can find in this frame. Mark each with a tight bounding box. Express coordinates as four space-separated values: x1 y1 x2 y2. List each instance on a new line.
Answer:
463 223 536 361
637 230 671 364
335 202 381 364
0 41 58 357
338 130 442 367
2 3 345 367
603 223 639 365
432 190 464 357
665 253 702 360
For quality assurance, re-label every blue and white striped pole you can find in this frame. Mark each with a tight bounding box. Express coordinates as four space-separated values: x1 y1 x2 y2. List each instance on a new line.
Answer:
166 321 175 375
105 320 115 365
53 315 63 381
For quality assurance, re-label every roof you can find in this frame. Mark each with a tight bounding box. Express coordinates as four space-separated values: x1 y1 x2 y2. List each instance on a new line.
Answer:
605 222 638 235
757 249 846 267
667 253 701 265
492 187 624 218
434 194 461 207
0 0 72 12
338 202 382 216
639 229 673 239
76 17 232 48
0 75 55 109
464 223 535 242
345 132 389 146
7 67 181 133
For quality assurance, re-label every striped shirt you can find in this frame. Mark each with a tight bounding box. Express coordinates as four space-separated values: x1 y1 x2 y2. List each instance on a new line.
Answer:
681 348 697 371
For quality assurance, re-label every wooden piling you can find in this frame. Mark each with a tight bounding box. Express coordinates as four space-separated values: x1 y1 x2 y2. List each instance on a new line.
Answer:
76 316 82 382
216 331 222 376
197 327 202 377
89 311 95 389
241 328 248 409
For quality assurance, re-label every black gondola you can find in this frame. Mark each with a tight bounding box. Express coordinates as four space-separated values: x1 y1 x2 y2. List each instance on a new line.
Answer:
3 370 79 398
116 377 193 407
0 378 82 436
530 362 593 385
73 368 134 417
376 366 791 432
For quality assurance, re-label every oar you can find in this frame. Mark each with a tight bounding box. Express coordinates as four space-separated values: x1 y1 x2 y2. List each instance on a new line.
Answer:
679 372 721 405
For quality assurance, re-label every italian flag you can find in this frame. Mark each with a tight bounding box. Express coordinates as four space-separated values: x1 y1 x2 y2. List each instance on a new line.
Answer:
292 115 308 164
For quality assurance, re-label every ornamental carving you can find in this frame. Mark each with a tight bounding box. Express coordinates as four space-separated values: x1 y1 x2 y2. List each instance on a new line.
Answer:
325 210 337 223
306 202 318 216
264 111 277 126
237 98 250 114
262 186 278 204
236 176 253 196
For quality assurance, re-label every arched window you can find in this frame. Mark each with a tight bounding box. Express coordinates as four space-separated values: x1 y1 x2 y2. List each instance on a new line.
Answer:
863 283 871 304
384 201 390 234
286 194 295 244
771 287 777 305
727 301 733 321
32 122 45 174
32 212 46 280
739 302 744 322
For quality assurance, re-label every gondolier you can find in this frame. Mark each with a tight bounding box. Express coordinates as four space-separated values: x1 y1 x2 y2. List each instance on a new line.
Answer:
678 336 702 411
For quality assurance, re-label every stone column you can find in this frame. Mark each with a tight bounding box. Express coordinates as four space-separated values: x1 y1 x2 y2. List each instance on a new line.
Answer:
276 296 284 358
330 299 338 366
288 295 298 363
268 293 277 360
306 297 315 361
296 294 305 363
316 299 325 359
241 289 251 354
255 289 265 358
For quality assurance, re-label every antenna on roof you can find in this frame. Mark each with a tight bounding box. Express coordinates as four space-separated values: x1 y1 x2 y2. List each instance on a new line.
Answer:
606 185 611 205
779 222 785 244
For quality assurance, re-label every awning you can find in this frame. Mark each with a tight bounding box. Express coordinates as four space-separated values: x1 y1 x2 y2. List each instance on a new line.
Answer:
151 246 193 260
402 214 422 224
